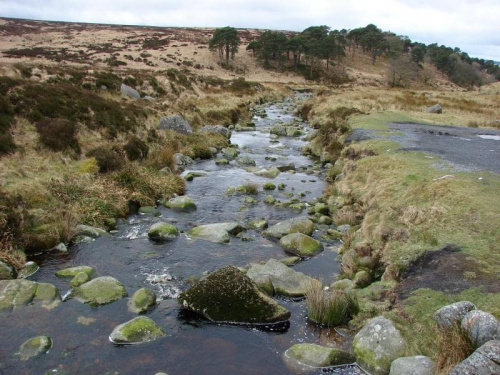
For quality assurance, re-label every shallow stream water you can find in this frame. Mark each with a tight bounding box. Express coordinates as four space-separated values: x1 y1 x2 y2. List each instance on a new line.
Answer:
0 94 364 375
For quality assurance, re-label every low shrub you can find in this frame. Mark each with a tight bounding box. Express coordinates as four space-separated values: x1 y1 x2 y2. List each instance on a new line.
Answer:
305 281 359 326
0 133 16 156
124 136 149 161
87 146 124 173
35 118 80 153
95 71 121 90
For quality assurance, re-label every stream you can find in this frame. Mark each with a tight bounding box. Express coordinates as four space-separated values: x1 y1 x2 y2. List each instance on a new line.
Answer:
0 94 364 374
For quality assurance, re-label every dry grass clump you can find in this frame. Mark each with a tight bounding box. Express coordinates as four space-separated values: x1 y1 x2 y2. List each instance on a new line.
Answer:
333 207 358 226
0 234 26 270
435 325 473 374
305 280 359 326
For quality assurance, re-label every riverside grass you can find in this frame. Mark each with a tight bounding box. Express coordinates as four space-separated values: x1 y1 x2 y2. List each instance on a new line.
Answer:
304 88 500 372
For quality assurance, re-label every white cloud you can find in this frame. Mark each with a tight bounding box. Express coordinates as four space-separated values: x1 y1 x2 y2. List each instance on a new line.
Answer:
1 0 499 60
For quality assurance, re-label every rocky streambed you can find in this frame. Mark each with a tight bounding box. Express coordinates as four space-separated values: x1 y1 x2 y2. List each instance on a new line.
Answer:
0 94 366 374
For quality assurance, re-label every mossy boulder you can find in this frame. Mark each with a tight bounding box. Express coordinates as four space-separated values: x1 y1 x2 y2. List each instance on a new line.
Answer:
0 280 60 310
264 217 314 239
222 147 240 159
162 196 197 212
138 206 161 216
0 260 15 280
353 316 407 375
253 167 281 178
74 276 127 306
128 287 157 314
55 266 94 278
178 265 290 324
263 182 276 190
314 203 329 215
247 259 321 298
76 224 107 238
70 272 91 288
184 172 207 181
215 158 229 165
247 219 268 230
285 343 355 368
318 216 333 225
263 195 277 204
187 222 244 244
109 316 166 344
331 279 355 290
16 336 53 360
279 233 324 257
279 256 301 266
354 270 372 288
148 222 180 241
244 197 258 205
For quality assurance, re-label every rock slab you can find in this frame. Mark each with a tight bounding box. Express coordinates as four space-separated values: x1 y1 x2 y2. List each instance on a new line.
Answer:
389 356 435 375
74 276 127 306
279 233 323 257
264 217 314 239
158 115 192 134
285 343 355 367
449 340 500 375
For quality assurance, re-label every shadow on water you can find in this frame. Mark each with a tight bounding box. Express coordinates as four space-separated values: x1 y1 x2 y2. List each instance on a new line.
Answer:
0 94 362 375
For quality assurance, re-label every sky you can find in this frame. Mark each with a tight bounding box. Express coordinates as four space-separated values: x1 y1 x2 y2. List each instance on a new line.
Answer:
1 0 499 61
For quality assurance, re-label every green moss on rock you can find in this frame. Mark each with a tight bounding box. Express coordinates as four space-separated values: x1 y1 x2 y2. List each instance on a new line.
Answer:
128 287 157 314
74 276 127 306
109 316 166 344
279 233 324 257
55 266 94 278
286 343 355 367
148 222 180 241
16 336 53 360
70 272 91 288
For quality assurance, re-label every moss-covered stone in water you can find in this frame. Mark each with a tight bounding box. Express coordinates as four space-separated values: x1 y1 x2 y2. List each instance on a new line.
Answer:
279 256 301 266
16 336 53 360
277 183 286 190
109 316 166 344
286 343 355 367
0 260 15 280
138 206 161 216
178 266 290 324
247 219 268 230
74 276 127 306
263 195 276 205
279 233 324 257
162 195 196 212
264 217 314 239
244 197 258 205
128 287 156 314
314 203 329 215
327 229 343 240
215 158 229 165
70 272 91 288
55 266 94 278
34 283 59 302
17 261 39 279
263 182 276 190
0 279 38 310
148 222 180 241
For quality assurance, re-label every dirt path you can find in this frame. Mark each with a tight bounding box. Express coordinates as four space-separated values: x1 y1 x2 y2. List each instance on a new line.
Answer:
348 122 500 174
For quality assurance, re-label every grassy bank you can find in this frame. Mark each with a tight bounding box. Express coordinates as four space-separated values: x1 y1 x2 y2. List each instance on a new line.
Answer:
304 87 500 372
0 63 283 267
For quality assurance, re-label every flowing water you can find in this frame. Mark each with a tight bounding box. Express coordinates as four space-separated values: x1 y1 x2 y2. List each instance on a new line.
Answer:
0 94 364 374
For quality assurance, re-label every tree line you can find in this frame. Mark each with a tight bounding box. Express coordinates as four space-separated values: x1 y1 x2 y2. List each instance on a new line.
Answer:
208 24 500 87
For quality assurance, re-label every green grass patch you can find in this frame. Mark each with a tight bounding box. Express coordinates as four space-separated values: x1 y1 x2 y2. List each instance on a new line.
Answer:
350 111 428 131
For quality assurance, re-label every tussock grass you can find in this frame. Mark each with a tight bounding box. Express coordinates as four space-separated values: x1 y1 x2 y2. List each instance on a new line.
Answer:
305 280 359 326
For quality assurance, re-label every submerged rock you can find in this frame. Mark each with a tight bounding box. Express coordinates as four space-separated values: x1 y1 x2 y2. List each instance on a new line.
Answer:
247 259 321 298
389 356 435 375
16 336 53 360
0 280 60 310
184 171 207 181
138 206 161 217
353 316 406 375
264 217 314 239
17 261 39 279
74 276 127 306
252 167 281 178
109 316 166 344
284 343 355 368
279 233 323 257
148 222 180 241
187 222 244 243
236 156 256 166
128 288 157 314
55 266 94 278
162 196 196 212
178 265 290 324
449 340 500 375
158 115 192 134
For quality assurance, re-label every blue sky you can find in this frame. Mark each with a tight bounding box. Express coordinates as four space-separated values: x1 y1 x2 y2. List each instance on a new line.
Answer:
1 0 499 60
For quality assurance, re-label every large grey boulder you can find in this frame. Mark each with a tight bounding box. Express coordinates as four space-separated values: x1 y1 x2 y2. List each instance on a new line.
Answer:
109 316 166 344
353 316 407 375
187 222 244 243
0 260 15 280
433 301 476 329
121 83 140 99
173 153 194 172
158 115 192 134
0 280 60 310
389 356 435 375
16 336 53 360
279 233 324 257
178 265 290 324
264 217 314 239
284 343 355 368
449 340 500 375
426 104 442 114
247 259 321 298
73 276 127 306
461 310 500 348
200 125 231 139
